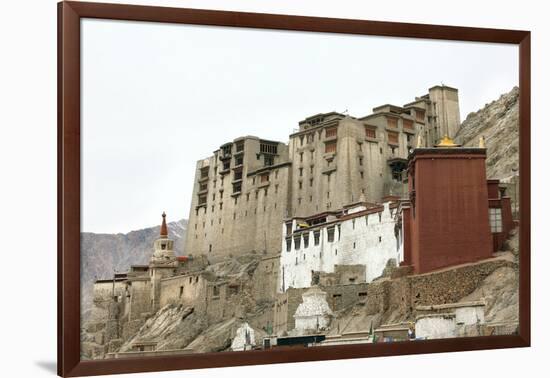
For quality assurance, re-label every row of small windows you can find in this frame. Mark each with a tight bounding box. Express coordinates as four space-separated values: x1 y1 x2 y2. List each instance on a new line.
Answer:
286 212 384 250
297 126 337 147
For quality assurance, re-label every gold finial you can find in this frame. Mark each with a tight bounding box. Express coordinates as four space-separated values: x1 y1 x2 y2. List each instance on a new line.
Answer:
436 135 460 148
479 135 486 148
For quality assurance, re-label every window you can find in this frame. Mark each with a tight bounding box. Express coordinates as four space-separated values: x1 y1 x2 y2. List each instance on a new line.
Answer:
179 286 184 298
199 182 208 191
261 173 269 183
359 157 363 166
303 233 309 248
286 237 292 252
213 285 220 297
352 219 355 229
299 182 303 190
235 156 243 166
307 133 314 143
403 119 414 130
198 194 207 205
161 243 166 250
234 169 243 181
327 227 335 242
415 109 425 122
222 160 230 171
286 223 292 236
235 141 244 152
387 117 398 129
388 131 399 145
209 244 212 252
325 127 338 138
310 178 313 187
299 168 303 177
222 144 232 156
365 126 376 139
233 182 241 193
260 141 278 154
294 235 301 250
200 167 209 179
314 230 320 245
300 152 303 162
325 140 337 153
489 208 503 232
264 155 274 166
228 285 239 296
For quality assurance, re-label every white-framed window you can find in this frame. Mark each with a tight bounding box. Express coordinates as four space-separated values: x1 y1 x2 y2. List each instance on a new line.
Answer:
489 208 503 233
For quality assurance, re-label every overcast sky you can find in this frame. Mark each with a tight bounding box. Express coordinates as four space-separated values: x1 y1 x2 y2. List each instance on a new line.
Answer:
81 18 518 234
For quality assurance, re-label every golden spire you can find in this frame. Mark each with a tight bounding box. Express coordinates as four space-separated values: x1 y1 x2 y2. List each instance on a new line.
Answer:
479 135 486 148
436 135 460 148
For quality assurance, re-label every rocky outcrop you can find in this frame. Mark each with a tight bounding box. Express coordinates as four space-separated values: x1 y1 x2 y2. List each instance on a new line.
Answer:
119 305 206 352
455 87 519 180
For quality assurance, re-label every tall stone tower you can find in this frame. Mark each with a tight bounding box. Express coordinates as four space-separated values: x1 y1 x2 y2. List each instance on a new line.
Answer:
428 85 461 142
185 136 291 261
149 212 178 311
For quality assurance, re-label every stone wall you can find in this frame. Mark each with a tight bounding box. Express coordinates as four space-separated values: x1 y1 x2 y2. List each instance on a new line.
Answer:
409 259 513 307
159 273 207 308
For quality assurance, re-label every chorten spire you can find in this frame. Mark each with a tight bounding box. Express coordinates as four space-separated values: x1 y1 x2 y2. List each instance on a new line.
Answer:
160 211 168 237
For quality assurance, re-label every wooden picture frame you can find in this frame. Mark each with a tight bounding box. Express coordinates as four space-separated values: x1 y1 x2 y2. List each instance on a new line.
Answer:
58 1 530 376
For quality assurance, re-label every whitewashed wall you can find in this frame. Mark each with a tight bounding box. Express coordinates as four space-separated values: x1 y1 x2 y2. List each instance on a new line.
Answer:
456 306 485 325
278 203 400 292
416 315 457 339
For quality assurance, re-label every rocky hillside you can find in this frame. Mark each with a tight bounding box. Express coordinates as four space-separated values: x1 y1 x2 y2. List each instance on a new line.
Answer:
455 87 519 179
81 219 187 319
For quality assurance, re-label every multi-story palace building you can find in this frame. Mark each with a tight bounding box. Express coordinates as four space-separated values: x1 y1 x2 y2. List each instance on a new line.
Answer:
184 85 461 260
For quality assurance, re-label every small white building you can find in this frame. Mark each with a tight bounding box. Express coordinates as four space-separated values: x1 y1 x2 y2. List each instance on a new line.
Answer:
278 200 403 292
294 286 334 333
415 301 486 339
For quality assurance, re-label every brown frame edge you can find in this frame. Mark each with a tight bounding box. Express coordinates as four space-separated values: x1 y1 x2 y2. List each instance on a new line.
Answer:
58 1 531 376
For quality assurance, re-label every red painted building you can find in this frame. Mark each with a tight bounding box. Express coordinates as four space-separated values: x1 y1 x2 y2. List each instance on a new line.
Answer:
400 141 514 274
